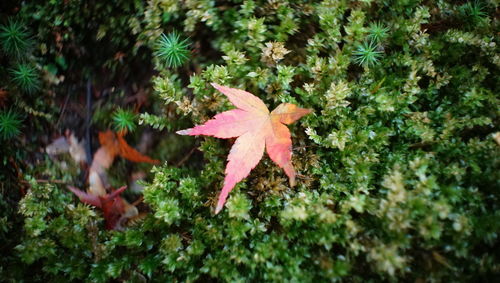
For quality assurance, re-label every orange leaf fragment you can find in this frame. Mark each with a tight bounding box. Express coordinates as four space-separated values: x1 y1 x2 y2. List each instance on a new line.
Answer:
96 130 160 165
177 83 311 213
116 132 160 164
89 131 159 196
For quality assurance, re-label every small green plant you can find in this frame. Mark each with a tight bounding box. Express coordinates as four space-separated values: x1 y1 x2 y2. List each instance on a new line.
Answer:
112 108 137 132
352 41 383 67
155 32 190 68
10 63 40 94
367 22 389 43
0 109 22 139
459 1 488 25
0 19 33 59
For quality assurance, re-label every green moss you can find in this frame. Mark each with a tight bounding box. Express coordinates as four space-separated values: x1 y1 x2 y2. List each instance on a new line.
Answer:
5 0 500 282
112 108 137 133
155 32 190 68
0 18 33 59
0 109 22 140
352 41 383 67
9 63 40 94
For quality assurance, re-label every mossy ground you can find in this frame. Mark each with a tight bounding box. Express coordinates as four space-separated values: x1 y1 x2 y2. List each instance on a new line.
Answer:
0 0 499 282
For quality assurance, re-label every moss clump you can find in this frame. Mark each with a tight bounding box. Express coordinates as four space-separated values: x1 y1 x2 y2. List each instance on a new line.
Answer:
155 32 191 68
0 109 22 139
112 108 137 133
0 18 33 59
9 63 40 94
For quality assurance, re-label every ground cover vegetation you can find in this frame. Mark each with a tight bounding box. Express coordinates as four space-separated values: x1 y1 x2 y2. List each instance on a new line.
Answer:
0 0 499 281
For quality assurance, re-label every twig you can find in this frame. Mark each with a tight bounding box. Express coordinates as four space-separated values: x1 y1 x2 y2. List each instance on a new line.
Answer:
293 145 317 150
20 179 67 184
55 86 72 128
131 196 144 207
85 80 93 165
9 157 26 196
175 147 197 167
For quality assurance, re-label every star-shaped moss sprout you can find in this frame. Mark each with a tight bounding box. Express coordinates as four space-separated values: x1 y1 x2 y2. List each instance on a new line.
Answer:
155 31 190 68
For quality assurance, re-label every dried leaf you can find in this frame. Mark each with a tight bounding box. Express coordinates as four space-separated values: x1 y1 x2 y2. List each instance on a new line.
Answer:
96 130 159 165
116 132 160 164
46 133 87 165
67 185 101 207
89 131 159 195
67 185 131 230
46 136 70 155
68 133 87 164
177 83 311 213
493 132 500 146
88 170 107 196
66 131 152 230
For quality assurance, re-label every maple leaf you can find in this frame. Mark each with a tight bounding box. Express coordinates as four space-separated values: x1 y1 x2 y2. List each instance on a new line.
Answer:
89 131 160 196
68 185 130 230
97 130 160 165
177 83 311 213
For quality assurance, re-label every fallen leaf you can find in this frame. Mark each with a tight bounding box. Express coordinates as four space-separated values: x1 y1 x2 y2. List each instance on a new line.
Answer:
97 130 160 165
88 170 107 196
68 185 102 207
68 133 87 164
91 131 119 178
116 132 160 164
63 130 155 230
45 133 87 166
67 185 137 230
46 136 70 156
177 83 311 213
89 131 159 196
493 132 500 146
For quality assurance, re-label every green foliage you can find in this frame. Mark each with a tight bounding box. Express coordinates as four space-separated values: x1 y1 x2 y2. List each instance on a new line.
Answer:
367 22 389 43
155 32 190 68
112 108 137 133
0 109 22 139
5 0 500 282
9 63 40 94
352 41 383 67
459 0 489 26
0 18 32 59
19 0 148 78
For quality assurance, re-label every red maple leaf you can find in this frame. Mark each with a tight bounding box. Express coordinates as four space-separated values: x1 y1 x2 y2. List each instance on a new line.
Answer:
177 83 311 213
68 185 128 230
